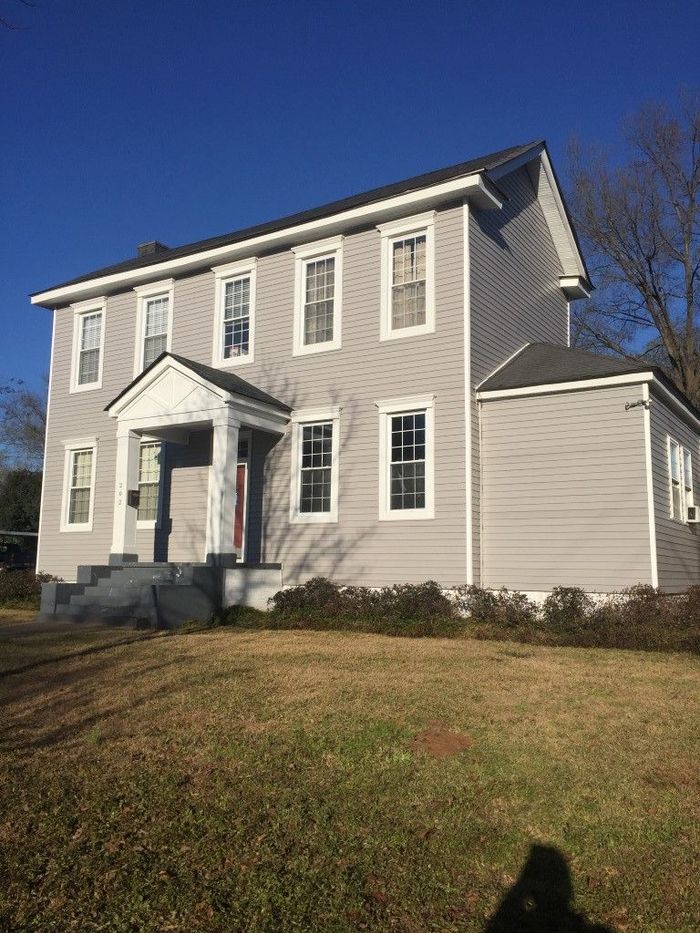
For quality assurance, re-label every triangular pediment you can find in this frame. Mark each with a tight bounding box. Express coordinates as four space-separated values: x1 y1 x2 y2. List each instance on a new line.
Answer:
108 359 227 421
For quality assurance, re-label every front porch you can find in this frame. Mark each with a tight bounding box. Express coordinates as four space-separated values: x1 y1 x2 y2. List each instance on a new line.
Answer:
106 353 291 568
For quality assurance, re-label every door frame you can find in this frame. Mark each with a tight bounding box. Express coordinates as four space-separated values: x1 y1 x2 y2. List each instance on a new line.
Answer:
236 430 251 561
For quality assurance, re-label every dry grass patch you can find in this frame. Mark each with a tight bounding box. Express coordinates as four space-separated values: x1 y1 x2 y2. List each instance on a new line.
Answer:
0 628 698 931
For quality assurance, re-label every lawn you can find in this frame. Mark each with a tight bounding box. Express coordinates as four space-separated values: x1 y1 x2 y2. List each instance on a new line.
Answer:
0 626 698 932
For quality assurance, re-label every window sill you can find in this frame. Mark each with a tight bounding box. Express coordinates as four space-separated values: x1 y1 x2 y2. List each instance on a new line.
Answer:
292 339 342 358
60 523 94 533
380 321 435 342
213 354 255 369
378 509 435 522
290 512 338 525
69 381 102 394
136 520 158 530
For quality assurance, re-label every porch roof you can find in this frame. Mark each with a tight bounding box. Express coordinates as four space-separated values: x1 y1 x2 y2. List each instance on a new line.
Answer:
105 352 292 414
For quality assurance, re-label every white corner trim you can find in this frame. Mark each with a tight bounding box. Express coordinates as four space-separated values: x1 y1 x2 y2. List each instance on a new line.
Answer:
31 173 501 308
59 439 98 533
289 407 341 524
211 258 257 368
377 395 435 521
378 212 436 342
133 279 175 376
292 237 343 357
642 383 659 587
69 297 106 394
474 343 531 390
463 200 473 585
477 371 656 401
35 311 56 572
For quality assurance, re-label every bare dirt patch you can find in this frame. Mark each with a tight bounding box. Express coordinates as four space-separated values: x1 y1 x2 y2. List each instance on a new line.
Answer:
411 720 473 758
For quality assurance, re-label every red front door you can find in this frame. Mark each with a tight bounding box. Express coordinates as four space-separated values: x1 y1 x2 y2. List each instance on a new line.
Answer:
234 463 247 553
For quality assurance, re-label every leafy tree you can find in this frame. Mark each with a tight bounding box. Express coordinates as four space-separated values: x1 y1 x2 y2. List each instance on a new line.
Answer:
569 90 700 404
0 469 42 532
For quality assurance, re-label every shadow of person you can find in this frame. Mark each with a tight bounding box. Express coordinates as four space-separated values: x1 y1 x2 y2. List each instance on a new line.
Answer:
483 844 613 933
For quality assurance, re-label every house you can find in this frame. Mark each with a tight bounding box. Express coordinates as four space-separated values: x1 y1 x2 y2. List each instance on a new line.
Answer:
31 140 700 624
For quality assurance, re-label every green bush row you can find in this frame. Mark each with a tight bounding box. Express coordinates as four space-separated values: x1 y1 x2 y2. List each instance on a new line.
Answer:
216 578 700 654
0 570 58 608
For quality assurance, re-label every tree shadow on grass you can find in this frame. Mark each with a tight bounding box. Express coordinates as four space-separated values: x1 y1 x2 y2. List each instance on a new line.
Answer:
484 844 613 933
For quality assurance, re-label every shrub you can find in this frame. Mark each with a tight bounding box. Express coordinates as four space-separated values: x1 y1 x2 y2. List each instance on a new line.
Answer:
455 585 537 628
0 570 58 608
541 587 594 629
268 577 344 617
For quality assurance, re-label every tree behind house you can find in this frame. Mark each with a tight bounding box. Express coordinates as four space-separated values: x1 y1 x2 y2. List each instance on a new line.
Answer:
569 90 700 405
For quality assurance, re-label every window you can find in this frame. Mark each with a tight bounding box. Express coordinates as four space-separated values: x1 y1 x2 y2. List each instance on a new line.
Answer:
212 259 256 366
377 395 435 520
61 439 97 531
290 406 340 522
668 437 694 521
70 299 106 392
137 441 162 525
292 237 343 355
134 279 174 374
377 212 435 341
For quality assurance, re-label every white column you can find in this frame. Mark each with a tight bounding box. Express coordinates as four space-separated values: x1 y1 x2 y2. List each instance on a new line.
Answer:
206 410 240 566
110 428 141 563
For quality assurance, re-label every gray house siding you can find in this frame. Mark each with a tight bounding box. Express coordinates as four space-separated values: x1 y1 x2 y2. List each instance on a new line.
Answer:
38 203 468 586
469 166 569 585
649 390 700 591
480 384 653 592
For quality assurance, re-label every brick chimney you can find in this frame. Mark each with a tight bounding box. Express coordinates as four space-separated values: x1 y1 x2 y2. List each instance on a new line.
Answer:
137 240 169 258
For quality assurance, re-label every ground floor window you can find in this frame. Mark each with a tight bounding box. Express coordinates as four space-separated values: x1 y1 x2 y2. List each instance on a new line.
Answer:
377 395 435 520
290 407 340 523
61 440 97 531
668 436 694 521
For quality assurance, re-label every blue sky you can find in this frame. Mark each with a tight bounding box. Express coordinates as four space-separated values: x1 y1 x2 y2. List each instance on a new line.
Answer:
2 0 699 392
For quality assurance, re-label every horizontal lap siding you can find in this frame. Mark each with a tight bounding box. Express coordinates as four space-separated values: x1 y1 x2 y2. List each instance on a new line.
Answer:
480 385 653 592
39 204 468 587
650 394 700 591
469 166 568 585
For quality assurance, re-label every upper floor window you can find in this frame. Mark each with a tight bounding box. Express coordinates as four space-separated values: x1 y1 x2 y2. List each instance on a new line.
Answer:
292 237 343 356
668 436 694 521
376 395 435 520
70 298 106 393
212 259 256 367
377 212 435 341
134 279 174 374
289 406 341 523
137 441 162 526
60 438 97 532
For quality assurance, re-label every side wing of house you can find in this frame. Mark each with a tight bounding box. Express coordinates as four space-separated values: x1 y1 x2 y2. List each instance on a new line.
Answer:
469 161 573 585
479 384 654 593
649 388 700 591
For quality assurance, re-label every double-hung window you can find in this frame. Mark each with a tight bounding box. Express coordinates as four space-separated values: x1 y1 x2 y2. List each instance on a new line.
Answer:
134 279 174 374
292 237 343 355
668 436 694 521
70 299 106 392
61 439 97 531
212 259 256 366
137 441 162 526
377 212 435 341
290 407 340 523
377 395 435 520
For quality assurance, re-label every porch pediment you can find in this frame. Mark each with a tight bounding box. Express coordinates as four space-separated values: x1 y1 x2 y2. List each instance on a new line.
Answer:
105 353 291 434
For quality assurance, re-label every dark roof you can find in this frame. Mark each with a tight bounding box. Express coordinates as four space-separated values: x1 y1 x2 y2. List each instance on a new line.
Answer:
106 352 292 413
479 343 649 391
479 342 700 420
35 140 542 297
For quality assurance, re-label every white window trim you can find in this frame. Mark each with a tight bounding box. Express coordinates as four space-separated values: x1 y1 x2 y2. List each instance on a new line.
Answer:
133 278 174 376
289 405 341 523
376 394 435 521
667 435 695 523
136 437 165 530
377 211 435 342
211 258 257 368
69 297 106 393
60 437 98 533
291 236 343 357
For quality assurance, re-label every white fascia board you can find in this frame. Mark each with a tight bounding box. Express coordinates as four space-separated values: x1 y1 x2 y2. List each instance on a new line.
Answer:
650 377 700 430
476 371 655 401
31 173 501 308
